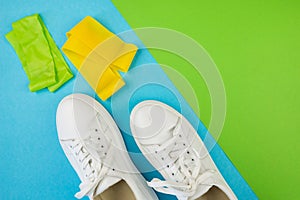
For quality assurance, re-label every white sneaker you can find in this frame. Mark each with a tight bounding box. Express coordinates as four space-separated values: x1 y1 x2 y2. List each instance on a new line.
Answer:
56 94 158 200
130 100 237 200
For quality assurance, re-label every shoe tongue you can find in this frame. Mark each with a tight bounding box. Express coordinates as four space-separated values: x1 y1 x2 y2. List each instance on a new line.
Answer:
93 176 122 197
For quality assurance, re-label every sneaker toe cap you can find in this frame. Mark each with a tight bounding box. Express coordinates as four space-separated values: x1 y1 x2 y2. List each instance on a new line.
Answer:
56 94 98 140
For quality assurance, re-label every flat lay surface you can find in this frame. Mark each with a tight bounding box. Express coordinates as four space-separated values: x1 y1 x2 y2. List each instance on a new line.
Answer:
113 0 300 199
0 0 298 200
1 0 256 199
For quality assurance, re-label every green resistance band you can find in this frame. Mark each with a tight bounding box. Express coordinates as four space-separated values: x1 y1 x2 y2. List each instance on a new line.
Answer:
6 14 73 92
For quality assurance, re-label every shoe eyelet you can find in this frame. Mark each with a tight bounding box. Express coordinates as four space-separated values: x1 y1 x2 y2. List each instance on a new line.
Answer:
167 165 170 168
179 134 182 138
172 173 174 176
101 145 104 148
98 137 101 140
183 143 186 146
112 168 115 171
155 151 158 154
161 157 164 160
95 129 98 132
187 151 190 154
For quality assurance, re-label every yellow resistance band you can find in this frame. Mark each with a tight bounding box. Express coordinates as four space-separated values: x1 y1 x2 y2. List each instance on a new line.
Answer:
62 16 137 100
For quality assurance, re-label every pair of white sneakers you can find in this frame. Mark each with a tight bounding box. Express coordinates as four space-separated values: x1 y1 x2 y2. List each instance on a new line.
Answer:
56 94 237 200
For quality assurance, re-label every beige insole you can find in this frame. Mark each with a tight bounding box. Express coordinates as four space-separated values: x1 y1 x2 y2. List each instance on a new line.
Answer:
93 181 229 200
93 180 136 200
196 186 230 200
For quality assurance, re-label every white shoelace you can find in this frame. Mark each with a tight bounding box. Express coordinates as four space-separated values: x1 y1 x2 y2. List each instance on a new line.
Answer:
147 122 215 200
66 131 112 199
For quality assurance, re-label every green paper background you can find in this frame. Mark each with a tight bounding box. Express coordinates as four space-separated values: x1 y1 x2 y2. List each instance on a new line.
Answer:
113 0 300 199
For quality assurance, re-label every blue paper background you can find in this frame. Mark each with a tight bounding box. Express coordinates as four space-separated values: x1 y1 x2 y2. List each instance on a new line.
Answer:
0 0 256 199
